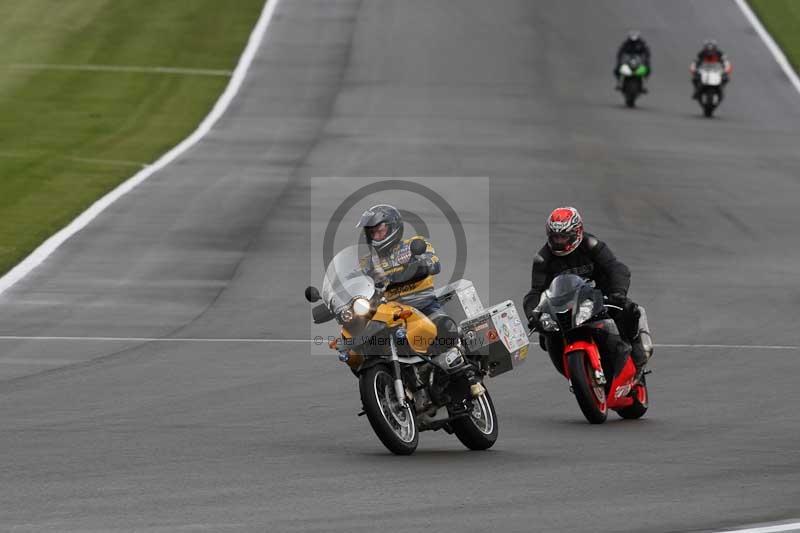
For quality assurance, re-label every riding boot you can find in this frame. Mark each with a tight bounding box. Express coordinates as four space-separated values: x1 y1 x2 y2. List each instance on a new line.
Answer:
692 79 701 100
631 306 653 378
631 338 648 375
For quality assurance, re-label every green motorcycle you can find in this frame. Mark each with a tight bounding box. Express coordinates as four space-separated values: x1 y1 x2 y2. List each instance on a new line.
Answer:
617 54 649 108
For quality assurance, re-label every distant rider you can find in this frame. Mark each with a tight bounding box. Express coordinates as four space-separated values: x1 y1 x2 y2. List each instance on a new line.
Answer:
691 39 732 100
614 30 651 91
522 207 653 376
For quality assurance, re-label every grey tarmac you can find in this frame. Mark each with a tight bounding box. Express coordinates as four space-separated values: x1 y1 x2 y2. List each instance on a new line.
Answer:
0 1 799 531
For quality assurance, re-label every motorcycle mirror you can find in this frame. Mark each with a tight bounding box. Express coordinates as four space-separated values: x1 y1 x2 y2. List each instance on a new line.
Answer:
409 238 427 256
312 303 335 324
305 286 321 303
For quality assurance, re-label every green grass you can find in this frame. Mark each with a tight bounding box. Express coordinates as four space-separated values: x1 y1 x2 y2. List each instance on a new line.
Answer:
748 0 800 73
0 0 264 275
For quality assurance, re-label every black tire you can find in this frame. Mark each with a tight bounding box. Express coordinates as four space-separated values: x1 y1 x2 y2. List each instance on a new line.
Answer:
623 78 639 108
616 375 649 420
701 90 715 117
451 388 499 451
359 365 418 455
567 351 608 424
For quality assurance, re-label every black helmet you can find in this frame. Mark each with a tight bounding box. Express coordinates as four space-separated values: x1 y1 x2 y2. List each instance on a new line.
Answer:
357 204 403 255
627 30 641 42
702 39 719 54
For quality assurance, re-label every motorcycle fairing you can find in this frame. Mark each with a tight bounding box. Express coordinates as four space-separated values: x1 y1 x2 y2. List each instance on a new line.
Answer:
562 339 602 383
607 356 637 409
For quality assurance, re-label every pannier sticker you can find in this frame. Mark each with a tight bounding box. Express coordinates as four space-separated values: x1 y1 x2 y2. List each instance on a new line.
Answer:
490 303 528 352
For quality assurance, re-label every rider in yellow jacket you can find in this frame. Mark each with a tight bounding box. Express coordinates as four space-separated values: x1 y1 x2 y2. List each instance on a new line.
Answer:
357 204 441 315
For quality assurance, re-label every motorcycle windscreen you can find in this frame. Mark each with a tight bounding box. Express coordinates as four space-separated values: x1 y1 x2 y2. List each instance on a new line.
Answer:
699 64 723 85
544 274 585 309
321 245 376 312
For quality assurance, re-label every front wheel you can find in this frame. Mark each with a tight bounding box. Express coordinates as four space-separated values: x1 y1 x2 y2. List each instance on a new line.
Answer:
700 89 717 117
359 365 418 455
451 388 499 450
622 77 640 108
567 351 608 424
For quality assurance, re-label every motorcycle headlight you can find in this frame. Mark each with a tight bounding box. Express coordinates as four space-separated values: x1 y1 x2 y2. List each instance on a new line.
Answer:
539 312 560 332
339 307 354 323
352 297 371 316
575 299 595 326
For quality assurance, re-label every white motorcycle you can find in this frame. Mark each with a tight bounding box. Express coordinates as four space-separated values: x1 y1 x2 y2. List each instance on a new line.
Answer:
696 63 726 117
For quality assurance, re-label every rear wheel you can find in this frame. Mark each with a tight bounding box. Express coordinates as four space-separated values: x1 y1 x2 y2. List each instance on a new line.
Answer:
568 351 607 424
359 365 418 455
616 375 649 419
451 387 499 450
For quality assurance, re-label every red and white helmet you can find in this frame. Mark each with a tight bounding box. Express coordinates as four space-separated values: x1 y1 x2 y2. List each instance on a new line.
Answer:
546 207 584 256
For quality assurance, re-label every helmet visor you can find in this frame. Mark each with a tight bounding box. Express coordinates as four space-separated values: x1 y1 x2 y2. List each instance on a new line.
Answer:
548 232 577 252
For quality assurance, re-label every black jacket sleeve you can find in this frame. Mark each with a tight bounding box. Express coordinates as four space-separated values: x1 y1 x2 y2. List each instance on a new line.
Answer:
641 42 651 66
585 237 630 297
522 253 549 318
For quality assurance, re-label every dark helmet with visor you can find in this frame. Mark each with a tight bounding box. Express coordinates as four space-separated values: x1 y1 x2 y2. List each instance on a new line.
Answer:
357 204 404 255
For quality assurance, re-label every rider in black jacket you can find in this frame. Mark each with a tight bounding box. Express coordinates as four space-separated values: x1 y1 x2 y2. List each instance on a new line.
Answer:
614 31 651 91
523 207 652 375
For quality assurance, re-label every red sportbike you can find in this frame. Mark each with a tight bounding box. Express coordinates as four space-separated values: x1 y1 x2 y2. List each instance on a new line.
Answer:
532 274 648 424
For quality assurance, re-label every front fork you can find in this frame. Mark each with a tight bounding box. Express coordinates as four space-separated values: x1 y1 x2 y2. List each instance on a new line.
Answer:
389 336 408 407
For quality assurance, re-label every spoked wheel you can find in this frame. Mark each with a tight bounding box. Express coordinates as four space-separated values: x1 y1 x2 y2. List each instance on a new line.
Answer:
616 374 649 419
568 351 608 424
359 365 418 455
451 387 499 451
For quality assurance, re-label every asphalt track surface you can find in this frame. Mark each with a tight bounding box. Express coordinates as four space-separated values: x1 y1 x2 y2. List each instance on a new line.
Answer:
1 1 799 531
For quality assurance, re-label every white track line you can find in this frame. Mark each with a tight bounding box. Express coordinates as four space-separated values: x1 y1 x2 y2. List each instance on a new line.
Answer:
735 0 800 94
0 0 279 297
5 63 232 77
658 343 800 350
710 521 800 533
0 336 313 343
0 337 797 350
